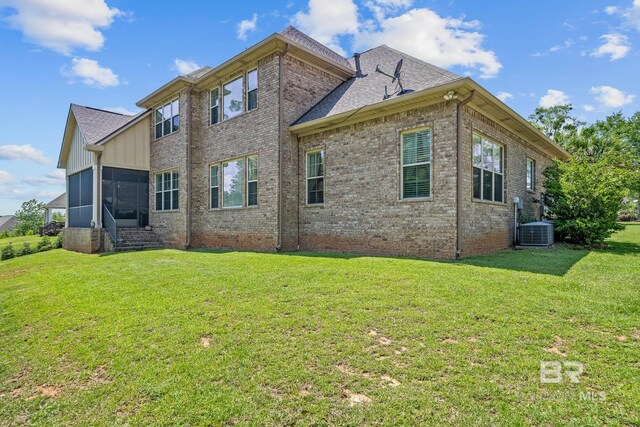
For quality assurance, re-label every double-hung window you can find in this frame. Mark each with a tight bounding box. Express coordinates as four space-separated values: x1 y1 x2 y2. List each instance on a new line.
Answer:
526 158 535 192
472 134 504 203
210 88 220 125
246 155 258 206
247 69 258 111
306 150 324 205
223 76 243 120
155 170 179 211
155 99 179 139
222 159 244 208
401 128 431 199
210 165 219 209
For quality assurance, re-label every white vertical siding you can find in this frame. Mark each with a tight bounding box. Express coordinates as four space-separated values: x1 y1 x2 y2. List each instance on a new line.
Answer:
102 116 151 171
66 126 92 175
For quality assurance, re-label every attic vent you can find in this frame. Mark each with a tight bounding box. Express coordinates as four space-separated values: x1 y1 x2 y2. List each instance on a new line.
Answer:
375 58 412 99
519 221 554 246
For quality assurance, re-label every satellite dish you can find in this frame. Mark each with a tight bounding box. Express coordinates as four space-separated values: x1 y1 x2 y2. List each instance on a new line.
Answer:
392 59 403 83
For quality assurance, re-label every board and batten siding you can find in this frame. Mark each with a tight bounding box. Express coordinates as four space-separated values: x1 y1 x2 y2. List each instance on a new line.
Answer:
66 125 93 176
102 116 151 171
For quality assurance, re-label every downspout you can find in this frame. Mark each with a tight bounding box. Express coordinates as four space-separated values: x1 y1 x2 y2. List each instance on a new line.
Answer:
276 44 290 251
185 86 194 249
455 90 475 259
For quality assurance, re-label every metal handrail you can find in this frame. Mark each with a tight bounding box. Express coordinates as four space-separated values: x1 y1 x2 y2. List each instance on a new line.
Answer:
103 204 117 249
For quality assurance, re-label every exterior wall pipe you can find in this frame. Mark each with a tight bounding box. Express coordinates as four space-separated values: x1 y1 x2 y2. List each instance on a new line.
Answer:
276 44 290 251
456 90 475 258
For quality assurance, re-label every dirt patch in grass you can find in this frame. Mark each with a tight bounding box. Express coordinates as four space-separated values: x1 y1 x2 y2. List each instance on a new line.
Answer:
200 336 212 348
544 335 568 357
441 338 458 344
341 388 371 406
26 385 61 400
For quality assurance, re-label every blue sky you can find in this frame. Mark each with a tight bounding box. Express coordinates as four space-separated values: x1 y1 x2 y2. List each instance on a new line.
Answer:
1 0 639 214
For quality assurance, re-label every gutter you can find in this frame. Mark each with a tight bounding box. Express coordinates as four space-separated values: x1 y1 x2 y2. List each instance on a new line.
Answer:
456 90 475 259
186 86 194 249
276 44 290 251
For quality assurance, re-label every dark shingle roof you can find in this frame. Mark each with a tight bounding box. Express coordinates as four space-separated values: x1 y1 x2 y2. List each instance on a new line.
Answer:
71 104 142 145
45 193 66 209
0 215 17 232
280 26 352 70
294 45 461 125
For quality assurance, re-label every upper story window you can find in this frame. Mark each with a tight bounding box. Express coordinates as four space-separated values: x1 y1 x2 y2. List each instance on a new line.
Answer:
223 76 244 120
526 158 536 192
247 69 258 111
401 128 431 199
306 150 325 205
155 170 179 211
472 133 504 203
210 88 219 125
210 68 258 124
155 99 179 139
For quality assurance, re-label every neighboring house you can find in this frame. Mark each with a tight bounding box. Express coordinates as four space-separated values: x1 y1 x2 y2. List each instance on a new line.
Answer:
0 215 17 234
57 26 569 258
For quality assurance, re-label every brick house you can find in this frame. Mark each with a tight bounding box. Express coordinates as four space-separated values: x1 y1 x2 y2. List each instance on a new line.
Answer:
58 26 569 258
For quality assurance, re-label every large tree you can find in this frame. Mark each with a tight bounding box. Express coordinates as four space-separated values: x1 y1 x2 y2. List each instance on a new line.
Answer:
528 104 584 147
14 199 45 235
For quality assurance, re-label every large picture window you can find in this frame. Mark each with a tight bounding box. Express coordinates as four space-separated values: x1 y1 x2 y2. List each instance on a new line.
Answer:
223 159 244 208
473 134 504 203
155 170 179 211
526 158 535 192
155 99 179 139
401 128 431 199
246 155 258 206
210 164 219 209
306 150 324 205
223 76 243 120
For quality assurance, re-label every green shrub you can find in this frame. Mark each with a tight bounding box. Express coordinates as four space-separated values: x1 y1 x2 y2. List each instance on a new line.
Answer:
25 229 34 236
53 235 63 249
17 243 33 257
37 236 52 252
544 158 634 246
1 244 15 260
0 230 9 239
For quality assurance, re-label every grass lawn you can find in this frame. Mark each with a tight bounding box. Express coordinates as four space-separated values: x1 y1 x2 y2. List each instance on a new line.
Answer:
0 235 42 250
0 225 638 426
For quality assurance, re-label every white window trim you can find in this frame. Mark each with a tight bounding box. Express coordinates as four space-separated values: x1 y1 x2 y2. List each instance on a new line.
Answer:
154 98 179 140
221 157 245 209
400 126 432 200
306 149 325 206
472 132 505 203
246 68 258 112
526 158 536 192
209 163 220 210
155 169 179 212
209 88 220 126
246 154 258 207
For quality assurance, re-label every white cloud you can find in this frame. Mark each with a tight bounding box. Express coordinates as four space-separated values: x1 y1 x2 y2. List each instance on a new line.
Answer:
365 0 413 21
590 85 635 108
173 58 201 75
354 8 502 78
497 91 513 102
22 170 66 186
236 13 258 41
0 170 14 185
605 0 640 30
591 33 631 61
533 39 574 57
0 144 50 164
539 89 570 108
62 57 119 88
103 106 140 115
292 0 359 54
0 0 123 55
583 104 595 112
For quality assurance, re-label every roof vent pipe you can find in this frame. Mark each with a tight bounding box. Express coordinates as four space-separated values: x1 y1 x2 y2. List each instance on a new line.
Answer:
354 53 366 78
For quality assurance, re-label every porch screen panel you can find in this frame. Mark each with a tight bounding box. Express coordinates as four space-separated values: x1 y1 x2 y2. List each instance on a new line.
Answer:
68 168 93 227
